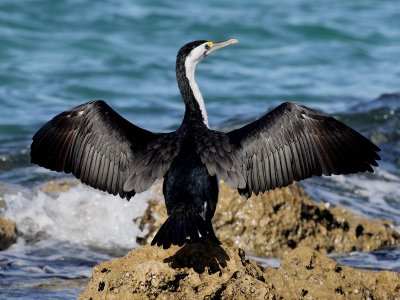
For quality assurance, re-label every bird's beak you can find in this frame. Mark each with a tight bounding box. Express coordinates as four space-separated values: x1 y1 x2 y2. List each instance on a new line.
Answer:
205 38 238 56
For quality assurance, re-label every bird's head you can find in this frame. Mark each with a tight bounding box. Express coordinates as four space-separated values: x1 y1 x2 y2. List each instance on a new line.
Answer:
176 39 238 126
177 39 238 68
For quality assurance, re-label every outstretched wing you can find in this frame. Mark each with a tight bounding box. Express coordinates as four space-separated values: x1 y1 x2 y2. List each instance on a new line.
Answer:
31 100 180 199
199 102 380 197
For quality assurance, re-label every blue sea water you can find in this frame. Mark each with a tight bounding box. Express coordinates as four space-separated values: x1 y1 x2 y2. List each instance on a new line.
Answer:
0 0 399 298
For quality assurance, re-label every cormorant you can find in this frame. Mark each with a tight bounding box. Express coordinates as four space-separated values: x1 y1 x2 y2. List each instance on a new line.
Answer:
31 39 380 249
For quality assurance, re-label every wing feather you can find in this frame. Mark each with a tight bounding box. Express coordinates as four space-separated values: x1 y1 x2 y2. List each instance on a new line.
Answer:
197 102 380 197
283 144 293 184
31 100 181 200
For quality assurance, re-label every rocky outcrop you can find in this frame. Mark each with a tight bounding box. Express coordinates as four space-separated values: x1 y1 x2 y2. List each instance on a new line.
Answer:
79 243 400 300
138 182 399 258
79 241 274 300
0 212 17 250
266 246 400 299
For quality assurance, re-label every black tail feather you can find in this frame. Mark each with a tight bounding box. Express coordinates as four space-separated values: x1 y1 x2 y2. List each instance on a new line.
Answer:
151 211 220 249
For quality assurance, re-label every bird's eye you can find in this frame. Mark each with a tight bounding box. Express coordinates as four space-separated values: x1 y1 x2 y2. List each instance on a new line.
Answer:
205 44 210 50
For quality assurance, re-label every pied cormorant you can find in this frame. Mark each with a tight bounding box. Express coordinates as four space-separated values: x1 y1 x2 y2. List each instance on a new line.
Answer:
31 39 380 249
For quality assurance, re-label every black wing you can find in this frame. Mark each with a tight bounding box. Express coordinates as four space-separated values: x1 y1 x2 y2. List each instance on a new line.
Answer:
31 100 180 199
198 102 380 197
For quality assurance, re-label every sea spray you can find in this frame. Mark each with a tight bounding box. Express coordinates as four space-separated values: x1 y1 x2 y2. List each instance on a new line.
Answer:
3 183 156 249
302 168 400 225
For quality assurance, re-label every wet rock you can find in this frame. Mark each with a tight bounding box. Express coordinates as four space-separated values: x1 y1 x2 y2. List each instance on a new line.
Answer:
79 244 400 300
138 182 399 258
38 179 79 195
35 278 89 291
79 241 274 300
0 213 17 250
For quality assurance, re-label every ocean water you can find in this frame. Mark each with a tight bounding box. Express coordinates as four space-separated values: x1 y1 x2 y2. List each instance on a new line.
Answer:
0 0 399 298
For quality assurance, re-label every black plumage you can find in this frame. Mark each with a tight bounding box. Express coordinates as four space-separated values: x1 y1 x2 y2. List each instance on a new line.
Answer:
31 39 380 249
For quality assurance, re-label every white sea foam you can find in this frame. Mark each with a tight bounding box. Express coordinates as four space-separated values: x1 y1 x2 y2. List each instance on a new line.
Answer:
331 248 400 272
328 168 400 205
302 167 400 224
3 183 158 249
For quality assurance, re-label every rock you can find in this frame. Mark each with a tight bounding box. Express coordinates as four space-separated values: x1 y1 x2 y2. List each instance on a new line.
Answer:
79 244 400 300
79 241 274 300
138 182 399 258
38 179 79 195
0 213 17 250
264 246 400 299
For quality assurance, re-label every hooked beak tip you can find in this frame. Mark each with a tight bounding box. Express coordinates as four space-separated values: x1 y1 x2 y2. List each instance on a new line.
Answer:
229 38 239 45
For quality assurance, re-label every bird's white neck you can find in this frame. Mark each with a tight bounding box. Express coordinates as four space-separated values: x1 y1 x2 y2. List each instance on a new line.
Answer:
184 54 209 127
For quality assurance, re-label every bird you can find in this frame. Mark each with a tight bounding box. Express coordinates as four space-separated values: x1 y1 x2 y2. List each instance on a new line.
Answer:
31 39 381 249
